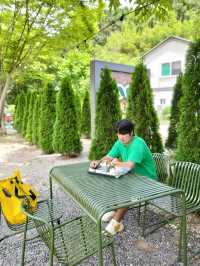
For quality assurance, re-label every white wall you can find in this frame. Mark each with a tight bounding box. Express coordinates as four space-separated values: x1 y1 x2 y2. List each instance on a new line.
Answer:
143 38 190 111
153 90 173 111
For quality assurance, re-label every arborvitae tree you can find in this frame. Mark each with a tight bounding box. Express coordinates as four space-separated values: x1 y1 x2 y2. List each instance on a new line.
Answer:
53 77 82 156
13 94 20 130
89 68 121 159
40 83 56 153
176 40 200 163
165 73 183 149
26 91 36 143
32 94 41 145
37 92 43 147
127 63 163 153
14 92 25 133
22 90 31 137
75 93 81 133
81 90 91 138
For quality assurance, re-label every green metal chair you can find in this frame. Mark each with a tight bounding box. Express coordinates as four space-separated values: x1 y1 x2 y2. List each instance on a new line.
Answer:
21 199 116 266
137 153 170 224
142 161 200 240
0 199 63 265
152 153 170 183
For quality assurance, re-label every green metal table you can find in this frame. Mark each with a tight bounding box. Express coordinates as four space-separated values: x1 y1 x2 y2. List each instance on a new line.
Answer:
49 162 187 266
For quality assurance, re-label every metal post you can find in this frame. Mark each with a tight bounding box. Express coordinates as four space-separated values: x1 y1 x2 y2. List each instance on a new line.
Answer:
49 175 53 200
20 217 28 266
49 227 54 266
180 192 187 266
97 219 103 266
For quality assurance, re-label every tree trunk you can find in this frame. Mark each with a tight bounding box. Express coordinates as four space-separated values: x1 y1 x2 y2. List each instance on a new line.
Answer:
0 73 12 130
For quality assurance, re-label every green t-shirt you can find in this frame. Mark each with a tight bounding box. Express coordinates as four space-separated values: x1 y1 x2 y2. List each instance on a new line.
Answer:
107 136 157 180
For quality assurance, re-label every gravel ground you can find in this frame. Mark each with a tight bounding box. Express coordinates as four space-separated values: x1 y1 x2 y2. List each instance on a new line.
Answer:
0 133 200 266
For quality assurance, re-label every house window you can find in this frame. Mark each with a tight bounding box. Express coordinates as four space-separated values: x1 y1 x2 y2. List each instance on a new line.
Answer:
161 61 181 76
161 63 170 76
160 98 166 105
172 61 181 75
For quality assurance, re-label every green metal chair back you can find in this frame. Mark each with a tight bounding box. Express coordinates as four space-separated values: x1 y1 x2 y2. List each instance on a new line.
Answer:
168 161 200 213
152 153 169 183
22 200 115 266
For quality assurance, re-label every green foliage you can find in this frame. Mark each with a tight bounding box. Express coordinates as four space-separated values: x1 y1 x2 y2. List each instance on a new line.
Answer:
81 90 91 138
58 50 91 98
4 104 15 115
32 94 41 146
176 40 200 163
174 0 200 21
40 83 56 153
26 91 36 143
161 106 171 120
95 10 200 65
13 92 26 132
0 0 104 127
75 93 82 133
89 68 121 159
21 90 31 137
127 63 163 153
13 94 20 130
165 73 183 149
53 77 82 156
37 93 43 147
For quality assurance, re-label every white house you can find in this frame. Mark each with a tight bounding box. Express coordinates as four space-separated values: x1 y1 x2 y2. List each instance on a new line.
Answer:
143 36 191 111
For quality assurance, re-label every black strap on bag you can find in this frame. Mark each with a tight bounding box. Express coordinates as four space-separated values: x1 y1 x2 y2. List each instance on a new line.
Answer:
12 176 37 202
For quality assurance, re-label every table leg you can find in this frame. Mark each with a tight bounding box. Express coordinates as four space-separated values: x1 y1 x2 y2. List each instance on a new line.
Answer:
180 193 187 266
97 219 103 266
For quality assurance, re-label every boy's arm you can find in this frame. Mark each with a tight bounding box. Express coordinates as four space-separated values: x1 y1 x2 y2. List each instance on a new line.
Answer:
112 159 134 171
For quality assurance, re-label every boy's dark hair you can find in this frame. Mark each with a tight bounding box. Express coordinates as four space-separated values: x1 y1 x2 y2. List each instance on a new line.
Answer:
115 119 134 135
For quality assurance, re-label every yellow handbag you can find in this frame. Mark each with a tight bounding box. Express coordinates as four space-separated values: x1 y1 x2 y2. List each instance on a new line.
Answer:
0 169 38 224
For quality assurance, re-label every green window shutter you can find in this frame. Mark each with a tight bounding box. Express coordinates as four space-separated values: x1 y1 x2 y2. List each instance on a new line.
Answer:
161 63 170 76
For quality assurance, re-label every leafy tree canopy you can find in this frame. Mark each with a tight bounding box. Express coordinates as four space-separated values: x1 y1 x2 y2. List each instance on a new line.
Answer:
0 0 104 125
95 9 200 65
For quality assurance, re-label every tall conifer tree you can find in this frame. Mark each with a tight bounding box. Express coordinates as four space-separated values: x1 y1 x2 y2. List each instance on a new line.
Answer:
14 92 25 133
81 90 91 138
53 77 82 156
127 63 163 153
165 73 183 149
22 90 31 137
75 93 81 133
40 83 56 153
13 94 20 130
26 91 36 143
32 93 41 145
176 40 200 163
89 68 121 159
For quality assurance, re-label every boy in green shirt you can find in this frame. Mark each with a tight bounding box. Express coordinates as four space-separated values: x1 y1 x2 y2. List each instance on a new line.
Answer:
90 119 157 235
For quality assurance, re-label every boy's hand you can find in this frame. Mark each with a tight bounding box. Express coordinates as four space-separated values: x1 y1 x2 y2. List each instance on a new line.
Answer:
90 160 100 169
112 158 120 164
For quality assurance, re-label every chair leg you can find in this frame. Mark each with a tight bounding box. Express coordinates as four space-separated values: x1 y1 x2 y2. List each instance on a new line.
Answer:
180 214 187 266
141 202 147 237
178 219 182 261
137 203 141 226
111 243 117 266
20 217 28 266
49 228 54 266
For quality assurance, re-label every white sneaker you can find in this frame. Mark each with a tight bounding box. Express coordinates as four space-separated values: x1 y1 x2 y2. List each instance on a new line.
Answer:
101 211 116 222
105 219 124 235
